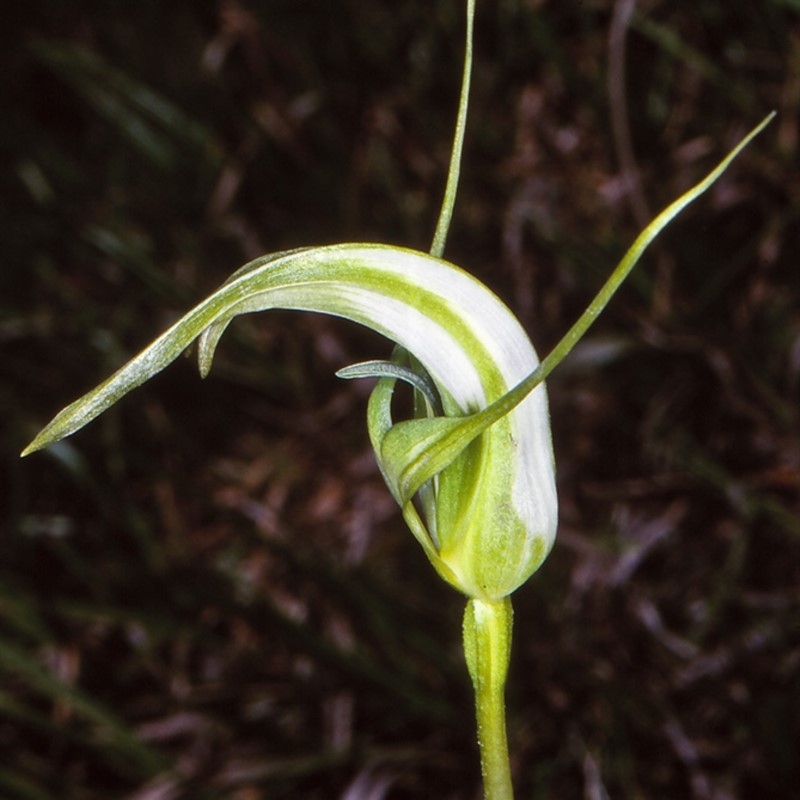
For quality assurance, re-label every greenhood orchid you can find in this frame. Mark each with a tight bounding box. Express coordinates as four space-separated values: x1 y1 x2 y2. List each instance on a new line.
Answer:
22 243 558 601
20 0 774 793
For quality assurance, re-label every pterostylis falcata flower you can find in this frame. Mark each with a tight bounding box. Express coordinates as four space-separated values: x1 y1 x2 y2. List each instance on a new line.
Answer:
23 242 559 599
21 0 774 794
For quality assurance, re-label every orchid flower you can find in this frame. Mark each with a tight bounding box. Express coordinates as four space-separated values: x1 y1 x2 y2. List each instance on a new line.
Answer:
20 0 773 792
22 241 558 599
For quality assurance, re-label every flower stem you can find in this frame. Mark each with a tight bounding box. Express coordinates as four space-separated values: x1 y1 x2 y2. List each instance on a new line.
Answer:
463 597 515 800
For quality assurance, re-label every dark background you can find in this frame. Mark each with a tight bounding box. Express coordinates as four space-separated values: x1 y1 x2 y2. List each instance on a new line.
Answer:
3 1 799 798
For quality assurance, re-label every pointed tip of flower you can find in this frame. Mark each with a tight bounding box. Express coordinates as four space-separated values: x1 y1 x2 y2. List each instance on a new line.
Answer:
20 442 38 458
20 417 67 457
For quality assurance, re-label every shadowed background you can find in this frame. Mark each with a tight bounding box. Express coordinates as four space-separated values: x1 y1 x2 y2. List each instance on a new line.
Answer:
3 0 799 798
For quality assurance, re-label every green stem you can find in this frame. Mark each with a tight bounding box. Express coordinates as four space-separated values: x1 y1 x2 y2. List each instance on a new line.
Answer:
430 0 475 259
463 597 514 800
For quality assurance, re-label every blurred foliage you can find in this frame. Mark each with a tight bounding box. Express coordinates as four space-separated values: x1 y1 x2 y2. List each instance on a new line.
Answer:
3 0 800 798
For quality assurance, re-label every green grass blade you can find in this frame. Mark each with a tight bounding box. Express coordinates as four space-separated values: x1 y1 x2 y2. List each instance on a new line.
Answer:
0 639 166 776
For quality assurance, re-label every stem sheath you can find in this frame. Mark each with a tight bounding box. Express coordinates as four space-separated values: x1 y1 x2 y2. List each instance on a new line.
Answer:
463 597 515 800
